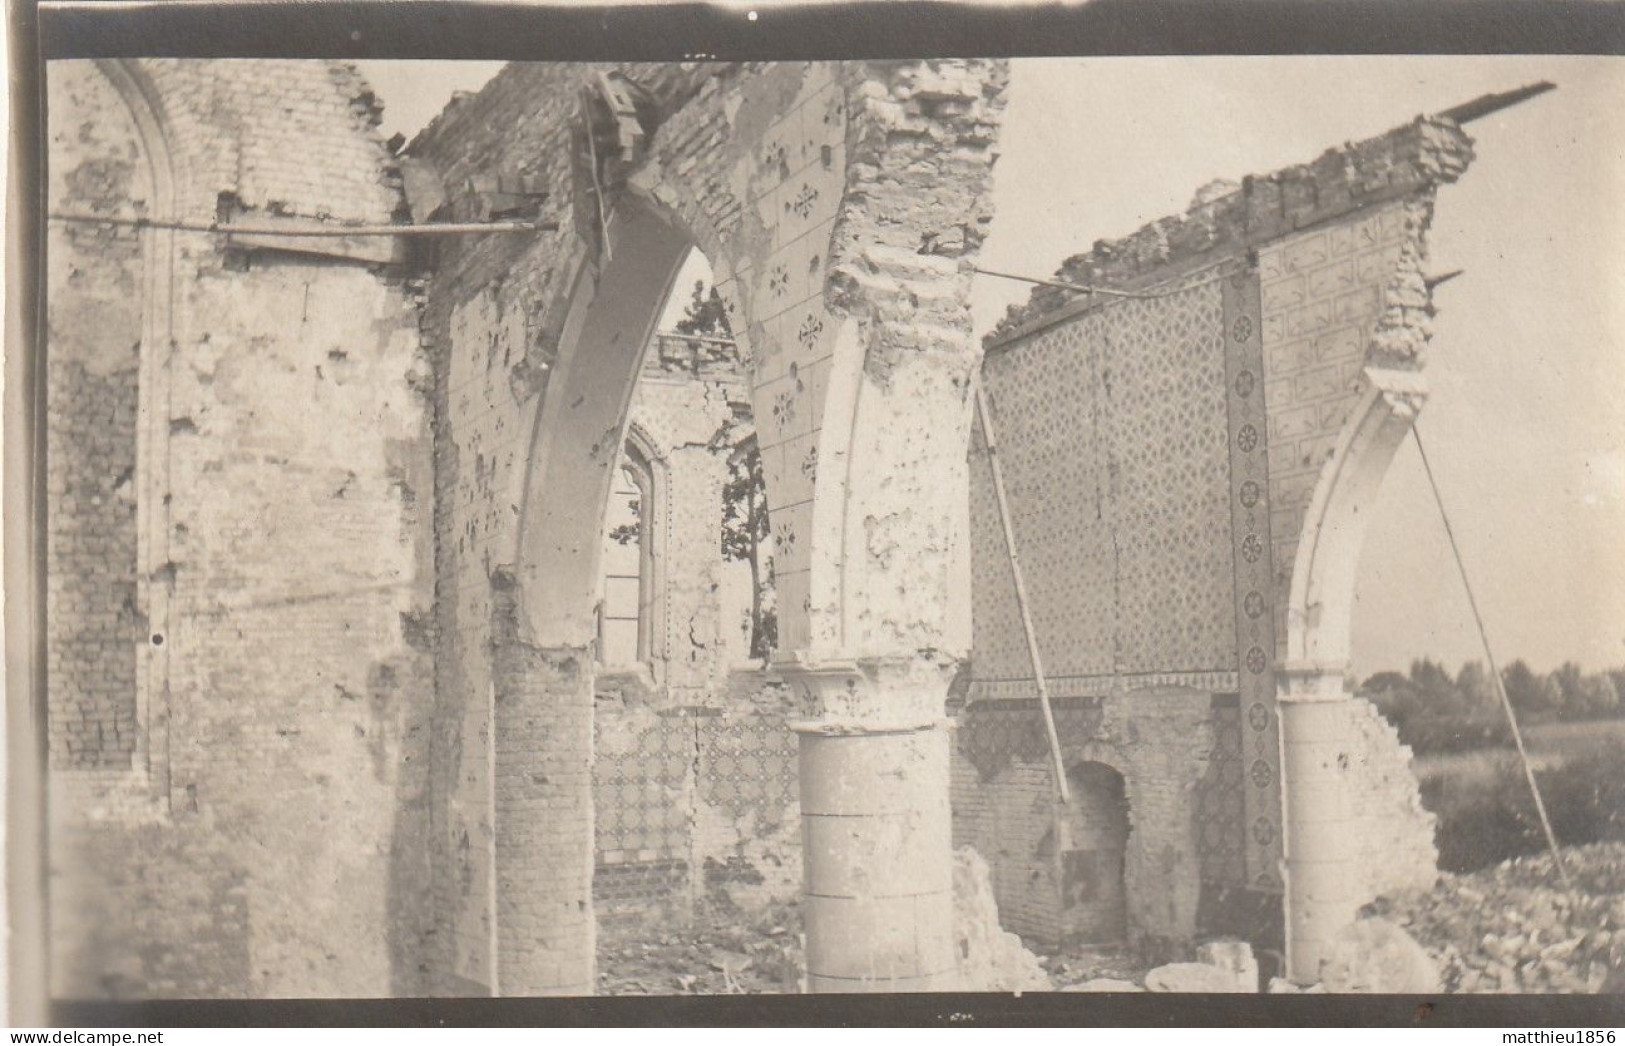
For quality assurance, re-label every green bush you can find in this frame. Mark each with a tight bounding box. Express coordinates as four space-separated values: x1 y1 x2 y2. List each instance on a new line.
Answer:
1425 749 1625 872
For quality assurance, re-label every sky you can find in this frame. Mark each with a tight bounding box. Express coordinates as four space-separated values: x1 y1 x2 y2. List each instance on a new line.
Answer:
358 56 1625 679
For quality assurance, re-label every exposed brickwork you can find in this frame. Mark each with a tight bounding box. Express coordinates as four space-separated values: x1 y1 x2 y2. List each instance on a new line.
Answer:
411 64 609 993
131 59 401 224
51 57 1009 997
964 112 1472 970
51 812 251 999
46 62 150 770
614 340 746 699
951 691 1215 955
989 116 1474 344
47 59 435 999
411 59 1007 993
379 62 728 995
45 53 1464 1000
592 331 787 945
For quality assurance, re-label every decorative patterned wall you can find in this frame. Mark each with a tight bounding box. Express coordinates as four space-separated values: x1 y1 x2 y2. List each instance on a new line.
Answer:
1256 200 1413 659
712 64 848 655
970 278 1235 689
1219 269 1283 889
966 266 1284 894
593 705 800 931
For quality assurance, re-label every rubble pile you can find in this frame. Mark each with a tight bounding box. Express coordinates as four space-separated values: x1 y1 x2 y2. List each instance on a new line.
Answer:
1318 917 1439 993
1367 842 1625 993
1042 946 1147 991
598 898 804 995
951 847 1053 991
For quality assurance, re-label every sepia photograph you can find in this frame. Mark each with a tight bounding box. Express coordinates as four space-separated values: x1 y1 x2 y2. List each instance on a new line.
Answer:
7 0 1625 1028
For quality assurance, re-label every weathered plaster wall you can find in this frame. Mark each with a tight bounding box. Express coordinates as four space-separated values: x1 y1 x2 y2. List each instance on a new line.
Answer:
412 58 1007 993
46 59 434 999
409 63 716 994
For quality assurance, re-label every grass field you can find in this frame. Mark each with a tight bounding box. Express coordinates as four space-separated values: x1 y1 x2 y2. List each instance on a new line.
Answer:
1415 716 1625 782
1412 716 1625 872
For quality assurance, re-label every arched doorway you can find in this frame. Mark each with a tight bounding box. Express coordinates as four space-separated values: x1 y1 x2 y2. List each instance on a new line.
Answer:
1058 761 1130 946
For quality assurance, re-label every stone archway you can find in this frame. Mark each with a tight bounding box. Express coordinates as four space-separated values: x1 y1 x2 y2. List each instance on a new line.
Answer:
1275 368 1436 981
1283 369 1429 677
497 196 694 995
415 59 1010 995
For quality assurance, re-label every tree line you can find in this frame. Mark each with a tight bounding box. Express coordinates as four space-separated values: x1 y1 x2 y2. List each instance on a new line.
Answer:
1360 658 1625 756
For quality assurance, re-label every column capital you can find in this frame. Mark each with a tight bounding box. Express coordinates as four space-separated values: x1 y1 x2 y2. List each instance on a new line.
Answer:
774 652 957 734
1276 659 1354 703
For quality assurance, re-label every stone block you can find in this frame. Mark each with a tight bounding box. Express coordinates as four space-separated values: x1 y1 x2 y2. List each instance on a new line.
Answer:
1319 917 1440 993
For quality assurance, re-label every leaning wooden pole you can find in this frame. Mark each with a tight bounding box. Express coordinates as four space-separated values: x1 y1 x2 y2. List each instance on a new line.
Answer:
975 383 1070 804
1412 423 1575 895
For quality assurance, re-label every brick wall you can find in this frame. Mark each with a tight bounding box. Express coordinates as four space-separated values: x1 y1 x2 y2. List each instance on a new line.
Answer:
964 113 1470 963
132 59 402 222
408 60 845 993
412 64 612 992
46 59 434 999
46 62 149 770
1326 696 1438 900
951 690 1216 954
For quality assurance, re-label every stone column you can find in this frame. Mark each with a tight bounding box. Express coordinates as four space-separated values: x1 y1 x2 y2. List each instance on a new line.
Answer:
783 657 957 992
1278 662 1363 983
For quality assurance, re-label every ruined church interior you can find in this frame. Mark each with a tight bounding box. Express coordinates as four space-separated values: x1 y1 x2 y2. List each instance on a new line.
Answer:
28 52 1619 1007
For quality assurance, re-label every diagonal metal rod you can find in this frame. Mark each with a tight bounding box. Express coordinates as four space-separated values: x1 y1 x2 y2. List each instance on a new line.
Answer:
1411 422 1575 895
48 212 554 236
975 382 1069 805
972 265 1146 300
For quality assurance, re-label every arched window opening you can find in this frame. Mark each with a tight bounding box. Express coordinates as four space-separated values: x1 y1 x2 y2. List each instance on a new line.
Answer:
599 447 656 668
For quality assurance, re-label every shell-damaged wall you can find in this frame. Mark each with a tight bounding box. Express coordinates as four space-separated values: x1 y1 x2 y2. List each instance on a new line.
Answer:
46 60 435 998
407 62 729 996
411 59 1007 994
959 114 1473 961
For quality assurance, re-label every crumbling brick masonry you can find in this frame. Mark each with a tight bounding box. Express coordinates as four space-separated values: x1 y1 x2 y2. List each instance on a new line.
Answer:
958 113 1473 978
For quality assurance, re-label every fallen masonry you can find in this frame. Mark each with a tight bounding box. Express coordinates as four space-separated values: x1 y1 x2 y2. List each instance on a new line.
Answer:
1367 842 1625 994
599 848 1058 994
39 53 1577 1000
